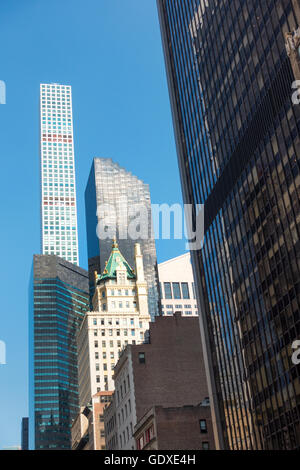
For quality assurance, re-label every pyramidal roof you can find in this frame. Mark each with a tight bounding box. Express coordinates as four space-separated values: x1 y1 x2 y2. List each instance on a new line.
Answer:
97 240 136 283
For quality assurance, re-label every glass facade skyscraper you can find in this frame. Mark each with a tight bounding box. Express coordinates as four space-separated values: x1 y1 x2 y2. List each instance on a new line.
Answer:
40 83 79 265
158 0 300 450
85 158 160 319
29 255 89 450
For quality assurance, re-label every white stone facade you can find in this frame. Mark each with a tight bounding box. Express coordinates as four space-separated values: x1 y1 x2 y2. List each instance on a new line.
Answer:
158 253 199 317
77 243 151 407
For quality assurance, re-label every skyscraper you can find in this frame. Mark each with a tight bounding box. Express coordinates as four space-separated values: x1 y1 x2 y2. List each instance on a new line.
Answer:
29 255 89 450
77 241 150 404
29 84 89 450
21 417 29 450
40 83 79 265
158 0 300 450
85 158 160 319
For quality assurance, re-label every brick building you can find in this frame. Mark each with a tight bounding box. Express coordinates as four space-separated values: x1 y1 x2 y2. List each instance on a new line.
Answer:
104 314 214 449
134 403 213 450
71 392 112 450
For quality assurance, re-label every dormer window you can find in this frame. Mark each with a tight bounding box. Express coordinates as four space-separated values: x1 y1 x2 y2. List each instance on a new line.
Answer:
118 272 126 284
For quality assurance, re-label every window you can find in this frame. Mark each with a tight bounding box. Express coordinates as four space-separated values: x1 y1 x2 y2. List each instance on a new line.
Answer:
200 419 207 433
172 282 181 299
139 352 145 364
164 282 172 299
192 282 196 299
202 442 209 450
181 282 190 299
159 282 163 298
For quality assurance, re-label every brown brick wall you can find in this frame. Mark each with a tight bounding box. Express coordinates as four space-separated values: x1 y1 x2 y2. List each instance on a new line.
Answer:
155 406 214 450
131 314 209 422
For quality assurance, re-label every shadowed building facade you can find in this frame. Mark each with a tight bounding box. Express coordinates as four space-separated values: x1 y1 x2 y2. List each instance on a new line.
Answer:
158 0 300 450
29 255 89 449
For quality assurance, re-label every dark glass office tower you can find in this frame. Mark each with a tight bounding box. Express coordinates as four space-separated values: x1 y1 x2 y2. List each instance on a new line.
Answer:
21 418 29 450
85 158 160 319
158 0 300 450
29 255 89 449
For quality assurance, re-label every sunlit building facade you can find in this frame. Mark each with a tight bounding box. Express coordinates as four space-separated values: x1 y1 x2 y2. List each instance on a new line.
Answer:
85 158 160 319
40 83 79 265
158 0 300 450
158 253 199 317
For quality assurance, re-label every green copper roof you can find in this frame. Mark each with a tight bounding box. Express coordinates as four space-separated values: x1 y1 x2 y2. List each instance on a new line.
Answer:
97 240 136 283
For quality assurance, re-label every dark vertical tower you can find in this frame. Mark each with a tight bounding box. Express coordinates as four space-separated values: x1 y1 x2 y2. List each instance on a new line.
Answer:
21 418 29 450
158 0 300 450
85 158 161 319
29 255 89 449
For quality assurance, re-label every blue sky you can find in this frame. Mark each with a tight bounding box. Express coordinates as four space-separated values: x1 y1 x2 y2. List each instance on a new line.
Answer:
0 0 186 447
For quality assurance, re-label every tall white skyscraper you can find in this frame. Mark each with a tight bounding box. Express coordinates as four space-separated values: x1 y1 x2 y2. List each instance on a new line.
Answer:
40 83 79 265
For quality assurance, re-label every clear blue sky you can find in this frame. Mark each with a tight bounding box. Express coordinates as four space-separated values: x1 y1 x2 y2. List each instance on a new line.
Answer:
0 0 186 447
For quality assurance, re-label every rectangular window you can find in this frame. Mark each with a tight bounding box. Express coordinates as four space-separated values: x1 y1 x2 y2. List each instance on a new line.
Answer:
139 352 145 364
200 419 207 433
172 282 181 299
159 282 163 299
192 282 196 299
164 282 172 299
181 282 190 299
